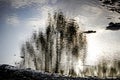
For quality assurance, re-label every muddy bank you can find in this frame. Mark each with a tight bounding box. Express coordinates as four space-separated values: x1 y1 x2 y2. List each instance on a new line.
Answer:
0 64 119 80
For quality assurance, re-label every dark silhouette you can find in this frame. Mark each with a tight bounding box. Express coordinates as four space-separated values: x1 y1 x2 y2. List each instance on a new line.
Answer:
106 22 120 30
83 30 96 34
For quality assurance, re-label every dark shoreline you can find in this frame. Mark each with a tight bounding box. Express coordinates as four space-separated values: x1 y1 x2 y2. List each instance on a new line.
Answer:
0 64 119 80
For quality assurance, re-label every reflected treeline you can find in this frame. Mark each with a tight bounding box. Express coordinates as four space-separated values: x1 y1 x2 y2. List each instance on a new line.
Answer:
84 59 120 78
19 11 120 78
19 11 87 76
